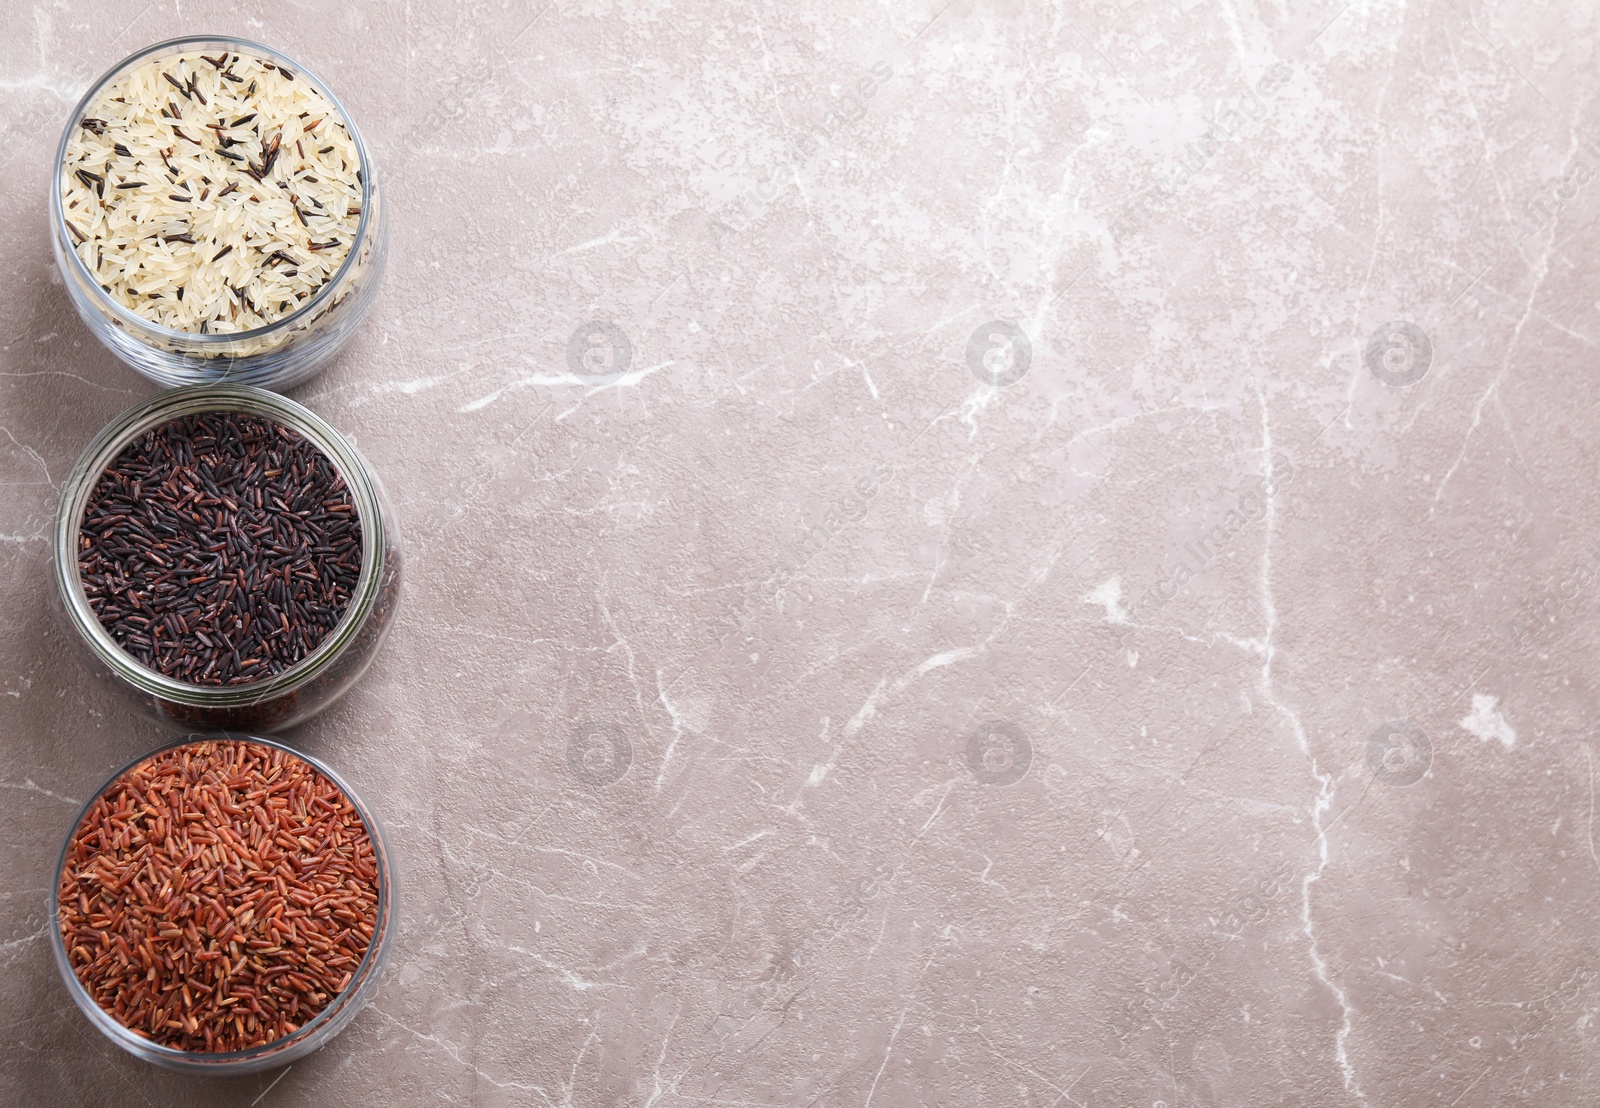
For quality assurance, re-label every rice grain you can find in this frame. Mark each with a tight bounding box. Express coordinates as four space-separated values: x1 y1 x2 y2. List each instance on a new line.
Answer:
60 50 363 334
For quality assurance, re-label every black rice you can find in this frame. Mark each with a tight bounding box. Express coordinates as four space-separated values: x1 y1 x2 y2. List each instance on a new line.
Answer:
78 412 362 686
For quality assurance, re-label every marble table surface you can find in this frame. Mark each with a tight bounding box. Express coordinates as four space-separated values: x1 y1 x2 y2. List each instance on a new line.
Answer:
5 1 1600 1104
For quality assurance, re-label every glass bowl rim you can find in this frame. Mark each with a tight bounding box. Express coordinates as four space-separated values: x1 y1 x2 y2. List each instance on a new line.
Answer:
47 732 394 1067
51 384 393 707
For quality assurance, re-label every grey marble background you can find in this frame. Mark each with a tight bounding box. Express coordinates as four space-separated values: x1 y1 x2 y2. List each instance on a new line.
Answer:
4 1 1600 1104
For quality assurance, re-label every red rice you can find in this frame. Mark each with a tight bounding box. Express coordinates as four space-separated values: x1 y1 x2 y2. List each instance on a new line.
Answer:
58 739 378 1052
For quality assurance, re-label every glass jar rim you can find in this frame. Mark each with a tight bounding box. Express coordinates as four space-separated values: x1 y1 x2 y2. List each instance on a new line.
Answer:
47 732 394 1068
53 384 393 707
50 34 376 346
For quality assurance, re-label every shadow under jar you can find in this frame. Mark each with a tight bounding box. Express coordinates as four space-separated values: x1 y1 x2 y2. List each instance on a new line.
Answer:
50 735 396 1074
51 36 386 390
53 385 402 732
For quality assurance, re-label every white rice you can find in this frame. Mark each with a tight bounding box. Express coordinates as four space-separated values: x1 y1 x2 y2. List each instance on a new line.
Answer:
60 50 363 334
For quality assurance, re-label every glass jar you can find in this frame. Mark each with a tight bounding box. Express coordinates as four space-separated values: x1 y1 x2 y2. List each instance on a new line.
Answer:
50 35 386 390
53 385 402 732
48 734 397 1074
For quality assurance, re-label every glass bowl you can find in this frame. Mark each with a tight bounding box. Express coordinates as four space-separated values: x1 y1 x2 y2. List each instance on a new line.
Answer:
52 385 402 732
50 35 386 390
49 734 397 1074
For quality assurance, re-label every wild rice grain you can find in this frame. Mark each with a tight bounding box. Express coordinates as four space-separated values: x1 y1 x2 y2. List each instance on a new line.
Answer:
60 50 361 333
